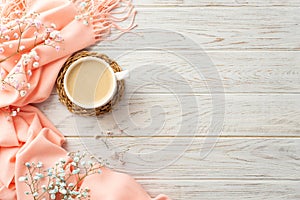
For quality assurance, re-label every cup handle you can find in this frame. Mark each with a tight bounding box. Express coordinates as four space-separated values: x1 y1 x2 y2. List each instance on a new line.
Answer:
115 70 129 81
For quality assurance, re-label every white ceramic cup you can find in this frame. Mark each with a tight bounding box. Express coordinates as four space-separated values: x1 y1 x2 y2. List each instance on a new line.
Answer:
63 56 128 109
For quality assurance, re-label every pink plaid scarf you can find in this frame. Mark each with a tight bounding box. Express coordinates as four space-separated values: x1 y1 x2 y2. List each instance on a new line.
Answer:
0 0 170 199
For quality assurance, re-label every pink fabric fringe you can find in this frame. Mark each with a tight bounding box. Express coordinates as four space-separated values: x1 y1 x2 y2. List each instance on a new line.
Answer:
72 0 137 41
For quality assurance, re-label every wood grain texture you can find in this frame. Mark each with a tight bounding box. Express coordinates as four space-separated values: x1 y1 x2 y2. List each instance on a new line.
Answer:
64 137 300 180
140 180 300 200
36 93 300 137
87 50 300 93
38 1 300 199
97 7 300 50
133 0 300 7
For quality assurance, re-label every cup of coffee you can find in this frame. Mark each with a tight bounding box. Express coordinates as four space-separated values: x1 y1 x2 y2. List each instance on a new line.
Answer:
63 56 128 109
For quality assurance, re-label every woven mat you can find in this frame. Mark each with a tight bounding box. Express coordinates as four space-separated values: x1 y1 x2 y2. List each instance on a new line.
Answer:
56 50 125 116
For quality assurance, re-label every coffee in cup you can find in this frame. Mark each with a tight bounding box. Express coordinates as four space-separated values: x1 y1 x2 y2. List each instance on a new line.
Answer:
64 57 128 109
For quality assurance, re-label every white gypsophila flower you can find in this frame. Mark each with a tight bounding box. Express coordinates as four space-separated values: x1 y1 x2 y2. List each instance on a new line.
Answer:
19 151 104 199
18 176 28 182
37 161 43 168
25 162 31 168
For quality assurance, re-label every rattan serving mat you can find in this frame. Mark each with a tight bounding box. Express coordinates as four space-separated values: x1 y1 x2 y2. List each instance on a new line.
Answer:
56 50 125 116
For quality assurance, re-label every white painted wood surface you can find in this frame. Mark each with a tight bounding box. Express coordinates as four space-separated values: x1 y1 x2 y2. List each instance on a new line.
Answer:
132 0 300 7
64 138 300 179
36 1 300 199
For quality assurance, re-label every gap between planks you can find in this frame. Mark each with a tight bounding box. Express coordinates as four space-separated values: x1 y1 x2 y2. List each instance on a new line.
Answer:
65 136 300 139
135 178 300 181
134 5 300 8
131 0 300 7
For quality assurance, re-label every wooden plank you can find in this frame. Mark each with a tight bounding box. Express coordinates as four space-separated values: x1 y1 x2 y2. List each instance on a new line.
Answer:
132 0 300 7
64 138 300 180
139 180 300 200
97 7 300 50
36 94 300 137
88 50 300 93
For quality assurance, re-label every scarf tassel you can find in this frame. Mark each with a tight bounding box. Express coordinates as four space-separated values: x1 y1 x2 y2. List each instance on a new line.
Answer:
72 0 137 41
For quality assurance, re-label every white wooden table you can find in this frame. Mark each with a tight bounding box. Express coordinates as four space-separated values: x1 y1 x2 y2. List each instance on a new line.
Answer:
36 1 300 199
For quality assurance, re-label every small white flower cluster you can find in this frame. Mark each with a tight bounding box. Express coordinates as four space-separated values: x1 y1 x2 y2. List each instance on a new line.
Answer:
18 151 104 200
1 50 39 96
44 23 63 50
0 9 64 98
73 1 93 26
0 106 21 120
